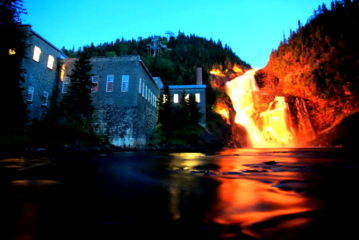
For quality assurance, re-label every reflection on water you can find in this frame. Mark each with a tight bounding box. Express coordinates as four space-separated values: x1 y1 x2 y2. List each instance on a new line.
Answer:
0 148 357 240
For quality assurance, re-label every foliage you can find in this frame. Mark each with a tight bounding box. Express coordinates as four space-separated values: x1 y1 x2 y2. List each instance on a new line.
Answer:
60 48 94 130
0 0 28 135
267 0 359 105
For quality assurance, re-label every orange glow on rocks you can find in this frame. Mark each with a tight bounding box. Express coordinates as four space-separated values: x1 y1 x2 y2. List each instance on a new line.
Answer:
226 69 295 147
210 68 225 76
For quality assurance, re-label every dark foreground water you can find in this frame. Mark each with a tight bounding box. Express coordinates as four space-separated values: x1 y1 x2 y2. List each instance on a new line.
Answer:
0 148 358 240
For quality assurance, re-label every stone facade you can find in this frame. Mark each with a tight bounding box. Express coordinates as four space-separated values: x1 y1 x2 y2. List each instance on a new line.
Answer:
60 56 159 147
20 25 63 120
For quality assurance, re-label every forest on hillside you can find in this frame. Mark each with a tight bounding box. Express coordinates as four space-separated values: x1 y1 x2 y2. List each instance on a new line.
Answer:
262 0 359 104
256 0 359 134
62 32 251 86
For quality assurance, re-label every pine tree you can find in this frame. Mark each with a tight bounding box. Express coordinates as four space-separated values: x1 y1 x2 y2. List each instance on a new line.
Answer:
0 0 29 135
61 48 94 130
189 94 202 126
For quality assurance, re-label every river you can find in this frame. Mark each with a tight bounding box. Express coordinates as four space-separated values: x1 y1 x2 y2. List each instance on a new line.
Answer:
0 148 358 239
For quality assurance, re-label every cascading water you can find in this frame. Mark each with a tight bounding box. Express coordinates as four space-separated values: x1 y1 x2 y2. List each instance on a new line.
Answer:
225 69 295 147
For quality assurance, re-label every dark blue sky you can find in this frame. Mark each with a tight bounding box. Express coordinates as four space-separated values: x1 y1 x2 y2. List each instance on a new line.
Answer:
23 0 333 69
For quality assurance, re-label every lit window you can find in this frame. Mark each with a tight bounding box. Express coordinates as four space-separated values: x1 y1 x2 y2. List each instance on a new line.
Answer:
9 49 16 55
196 93 200 103
106 75 114 92
174 94 179 103
62 77 70 93
33 46 41 62
121 75 129 92
92 76 99 93
27 86 34 102
139 78 142 94
60 64 66 80
47 55 54 69
185 94 189 100
142 82 145 97
42 91 49 106
163 94 167 103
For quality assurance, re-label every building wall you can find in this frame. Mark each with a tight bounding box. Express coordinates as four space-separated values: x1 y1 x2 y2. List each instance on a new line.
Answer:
161 86 207 124
21 27 62 120
60 56 159 147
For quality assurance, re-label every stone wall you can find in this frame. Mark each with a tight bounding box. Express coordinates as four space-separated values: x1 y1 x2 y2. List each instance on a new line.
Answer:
21 27 62 120
60 56 159 147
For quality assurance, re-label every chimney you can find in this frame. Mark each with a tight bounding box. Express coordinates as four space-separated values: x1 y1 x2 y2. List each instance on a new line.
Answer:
196 65 202 85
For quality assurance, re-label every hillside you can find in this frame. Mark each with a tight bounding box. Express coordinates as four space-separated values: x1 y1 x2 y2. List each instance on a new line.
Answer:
256 0 359 144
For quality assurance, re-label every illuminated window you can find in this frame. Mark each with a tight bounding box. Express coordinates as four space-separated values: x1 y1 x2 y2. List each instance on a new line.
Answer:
163 94 167 103
47 55 54 69
121 75 129 92
142 82 145 97
9 49 16 55
174 94 179 103
106 75 114 92
92 76 99 93
60 64 66 80
196 93 200 103
185 94 189 100
33 46 41 62
41 91 49 106
62 77 70 93
27 86 34 102
139 78 142 94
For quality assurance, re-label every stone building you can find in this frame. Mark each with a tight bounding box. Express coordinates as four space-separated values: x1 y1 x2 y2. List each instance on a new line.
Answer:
160 67 207 124
60 56 159 147
20 25 65 120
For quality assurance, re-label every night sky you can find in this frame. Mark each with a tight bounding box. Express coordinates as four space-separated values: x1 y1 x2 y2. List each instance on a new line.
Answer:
23 0 333 69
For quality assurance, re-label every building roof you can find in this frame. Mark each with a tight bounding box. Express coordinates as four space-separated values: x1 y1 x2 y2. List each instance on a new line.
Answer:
164 85 207 90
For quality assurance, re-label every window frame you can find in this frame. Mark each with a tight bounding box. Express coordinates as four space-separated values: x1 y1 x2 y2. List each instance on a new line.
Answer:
195 93 200 103
106 75 114 92
41 91 49 106
121 75 129 92
92 76 99 93
174 94 179 103
27 86 34 102
62 77 70 93
33 46 41 62
47 55 55 70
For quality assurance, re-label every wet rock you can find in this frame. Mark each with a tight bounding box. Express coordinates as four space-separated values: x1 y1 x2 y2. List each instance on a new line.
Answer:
264 160 277 165
242 168 269 173
205 170 222 177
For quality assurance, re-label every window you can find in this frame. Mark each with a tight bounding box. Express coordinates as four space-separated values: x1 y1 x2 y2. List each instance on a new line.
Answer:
42 91 49 106
142 82 145 97
148 89 150 102
185 94 189 100
145 85 147 99
92 76 99 93
33 46 41 62
27 86 34 102
196 93 200 103
121 75 129 92
60 64 66 80
106 75 114 92
139 78 142 94
47 55 54 69
155 96 157 107
62 77 70 93
174 94 179 103
9 49 15 55
163 94 167 103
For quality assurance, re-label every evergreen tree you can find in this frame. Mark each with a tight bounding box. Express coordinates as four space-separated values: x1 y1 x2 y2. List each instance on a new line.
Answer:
0 0 28 134
61 48 94 130
189 94 202 126
159 83 174 137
